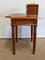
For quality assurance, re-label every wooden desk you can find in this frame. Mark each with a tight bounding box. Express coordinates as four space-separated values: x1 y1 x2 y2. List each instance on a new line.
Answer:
5 13 38 55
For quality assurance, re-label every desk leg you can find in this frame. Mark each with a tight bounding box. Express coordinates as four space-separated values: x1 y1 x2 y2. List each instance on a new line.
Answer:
16 26 18 42
32 26 37 54
31 26 33 42
12 26 15 55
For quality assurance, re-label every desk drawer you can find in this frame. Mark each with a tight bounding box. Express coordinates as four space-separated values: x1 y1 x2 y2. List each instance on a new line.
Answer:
11 19 34 25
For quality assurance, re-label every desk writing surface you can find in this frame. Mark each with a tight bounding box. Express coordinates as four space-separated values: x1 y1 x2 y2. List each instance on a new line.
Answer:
5 13 38 19
5 13 38 26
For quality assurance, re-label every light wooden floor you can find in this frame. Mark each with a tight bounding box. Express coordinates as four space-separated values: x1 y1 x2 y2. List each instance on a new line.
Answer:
0 38 45 60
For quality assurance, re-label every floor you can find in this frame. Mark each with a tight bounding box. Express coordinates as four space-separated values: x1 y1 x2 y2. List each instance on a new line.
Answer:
0 38 45 60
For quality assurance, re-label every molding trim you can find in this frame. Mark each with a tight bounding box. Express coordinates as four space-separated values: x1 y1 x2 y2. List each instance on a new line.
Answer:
0 38 45 40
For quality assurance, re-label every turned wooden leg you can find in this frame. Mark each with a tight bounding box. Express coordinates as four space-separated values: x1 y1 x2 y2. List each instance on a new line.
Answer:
31 26 33 42
16 26 18 42
32 25 37 54
12 26 15 55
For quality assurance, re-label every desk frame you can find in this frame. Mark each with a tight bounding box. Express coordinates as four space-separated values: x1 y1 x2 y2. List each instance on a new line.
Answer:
5 15 37 55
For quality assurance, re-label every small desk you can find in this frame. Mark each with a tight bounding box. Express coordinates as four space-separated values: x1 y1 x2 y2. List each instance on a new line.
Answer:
5 13 38 55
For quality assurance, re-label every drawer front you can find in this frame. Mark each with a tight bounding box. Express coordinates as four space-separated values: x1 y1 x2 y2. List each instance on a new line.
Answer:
11 19 34 26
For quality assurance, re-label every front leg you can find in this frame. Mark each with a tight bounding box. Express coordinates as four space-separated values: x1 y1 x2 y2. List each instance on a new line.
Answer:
32 25 37 54
12 25 15 55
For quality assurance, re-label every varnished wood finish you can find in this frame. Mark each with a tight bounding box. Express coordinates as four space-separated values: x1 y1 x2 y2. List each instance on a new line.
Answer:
26 4 38 54
31 26 33 42
32 26 37 54
12 25 15 55
11 15 37 55
26 4 38 15
5 4 39 55
26 4 38 43
16 26 17 42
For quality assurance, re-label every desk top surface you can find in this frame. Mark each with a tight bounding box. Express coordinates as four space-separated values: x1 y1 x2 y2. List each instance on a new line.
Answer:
5 13 38 19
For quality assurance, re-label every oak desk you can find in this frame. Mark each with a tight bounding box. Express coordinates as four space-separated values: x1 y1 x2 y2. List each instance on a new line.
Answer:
5 13 38 55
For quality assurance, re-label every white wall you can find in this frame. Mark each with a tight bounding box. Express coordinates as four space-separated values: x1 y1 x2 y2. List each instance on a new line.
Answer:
0 0 45 38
